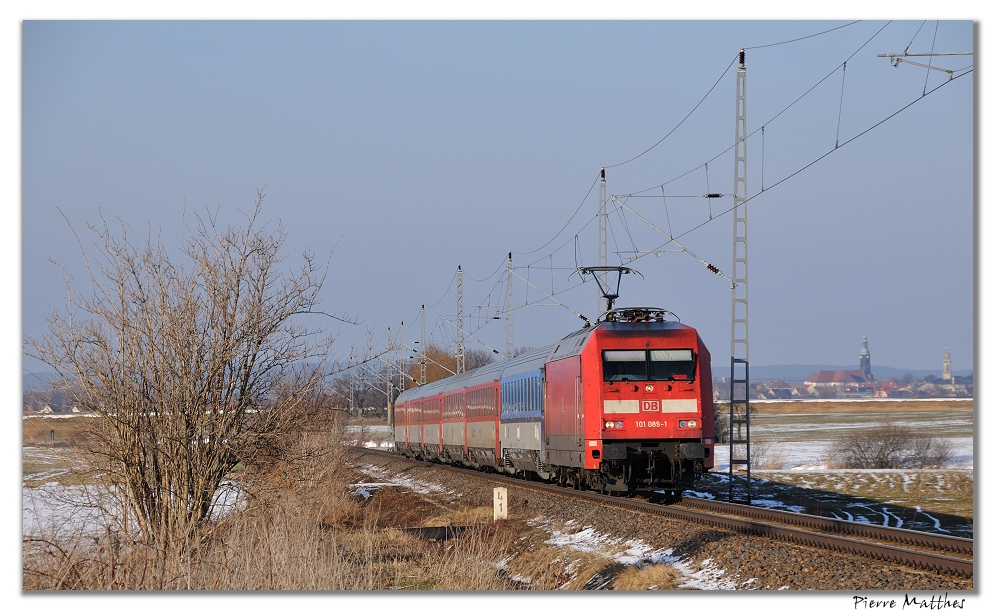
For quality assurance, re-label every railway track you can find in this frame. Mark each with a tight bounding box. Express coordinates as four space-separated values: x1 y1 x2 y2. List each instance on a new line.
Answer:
354 448 973 579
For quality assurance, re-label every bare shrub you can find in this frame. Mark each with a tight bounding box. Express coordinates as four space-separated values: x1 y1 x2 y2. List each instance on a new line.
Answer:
713 404 728 444
750 440 789 470
826 422 954 469
25 191 338 562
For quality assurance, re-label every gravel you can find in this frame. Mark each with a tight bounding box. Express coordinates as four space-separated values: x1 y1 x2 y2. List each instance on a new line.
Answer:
350 449 973 591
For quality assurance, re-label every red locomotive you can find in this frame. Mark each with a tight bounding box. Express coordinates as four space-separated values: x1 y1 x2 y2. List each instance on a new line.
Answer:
393 304 714 498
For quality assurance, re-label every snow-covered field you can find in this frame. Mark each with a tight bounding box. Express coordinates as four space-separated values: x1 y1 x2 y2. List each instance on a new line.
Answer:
714 410 974 471
22 478 245 542
349 409 975 472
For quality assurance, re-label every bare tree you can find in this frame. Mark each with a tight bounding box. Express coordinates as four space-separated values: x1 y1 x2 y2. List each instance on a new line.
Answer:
464 347 497 371
26 190 335 556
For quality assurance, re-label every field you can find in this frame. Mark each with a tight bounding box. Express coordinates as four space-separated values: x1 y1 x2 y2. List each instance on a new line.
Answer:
728 398 973 414
704 399 974 535
21 402 975 590
23 399 975 540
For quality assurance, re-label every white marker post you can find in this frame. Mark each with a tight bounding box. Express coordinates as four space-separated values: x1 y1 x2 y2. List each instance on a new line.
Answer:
493 487 508 521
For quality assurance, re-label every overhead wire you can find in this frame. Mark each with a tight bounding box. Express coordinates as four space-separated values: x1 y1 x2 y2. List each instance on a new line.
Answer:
442 26 884 336
604 55 739 169
923 21 940 96
743 21 863 50
453 24 890 340
623 21 893 199
512 171 600 257
397 19 961 359
619 66 972 266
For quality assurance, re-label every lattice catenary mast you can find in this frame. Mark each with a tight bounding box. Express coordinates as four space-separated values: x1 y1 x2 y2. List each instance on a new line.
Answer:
457 265 465 374
729 48 752 504
506 252 514 357
598 167 608 319
420 304 427 385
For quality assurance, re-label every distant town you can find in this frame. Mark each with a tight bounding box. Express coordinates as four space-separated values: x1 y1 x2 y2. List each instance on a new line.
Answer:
714 333 972 400
23 332 972 417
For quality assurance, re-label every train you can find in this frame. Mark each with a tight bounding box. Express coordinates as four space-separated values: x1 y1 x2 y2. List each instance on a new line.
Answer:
392 304 715 498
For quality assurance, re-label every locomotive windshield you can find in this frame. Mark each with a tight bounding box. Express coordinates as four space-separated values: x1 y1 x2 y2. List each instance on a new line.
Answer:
649 349 696 381
602 350 647 382
603 349 696 382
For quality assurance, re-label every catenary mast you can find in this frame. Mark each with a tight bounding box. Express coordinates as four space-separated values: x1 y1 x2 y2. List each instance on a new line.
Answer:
729 49 752 504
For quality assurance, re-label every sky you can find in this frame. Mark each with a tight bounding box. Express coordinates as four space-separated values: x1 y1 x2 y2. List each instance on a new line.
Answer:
17 18 975 380
5 1 994 611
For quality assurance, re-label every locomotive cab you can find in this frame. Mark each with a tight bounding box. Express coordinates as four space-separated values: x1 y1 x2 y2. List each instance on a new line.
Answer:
542 307 714 497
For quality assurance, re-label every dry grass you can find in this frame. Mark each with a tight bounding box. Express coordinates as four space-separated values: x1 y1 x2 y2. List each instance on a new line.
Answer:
23 426 527 591
493 521 683 591
24 422 698 591
758 470 974 520
612 563 685 590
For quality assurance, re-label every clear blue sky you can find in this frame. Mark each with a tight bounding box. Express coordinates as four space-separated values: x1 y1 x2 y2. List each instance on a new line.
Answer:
19 18 974 377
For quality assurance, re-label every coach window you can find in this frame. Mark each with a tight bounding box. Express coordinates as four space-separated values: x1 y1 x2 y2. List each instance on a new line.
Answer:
650 349 696 381
603 350 648 382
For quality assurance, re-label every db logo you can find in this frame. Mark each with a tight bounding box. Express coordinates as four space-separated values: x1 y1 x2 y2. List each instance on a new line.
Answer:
640 400 661 412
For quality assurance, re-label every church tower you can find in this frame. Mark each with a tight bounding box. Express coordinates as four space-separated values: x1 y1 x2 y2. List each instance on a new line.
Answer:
860 330 873 381
943 347 953 383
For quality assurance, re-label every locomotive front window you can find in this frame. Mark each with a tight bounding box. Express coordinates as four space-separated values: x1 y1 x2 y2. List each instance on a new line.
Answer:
650 349 696 381
603 350 648 382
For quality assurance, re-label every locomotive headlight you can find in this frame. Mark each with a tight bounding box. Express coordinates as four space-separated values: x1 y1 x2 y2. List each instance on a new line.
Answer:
605 420 615 429
679 419 698 428
615 421 623 429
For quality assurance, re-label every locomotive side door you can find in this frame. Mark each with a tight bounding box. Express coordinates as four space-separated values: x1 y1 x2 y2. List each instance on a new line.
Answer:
575 374 583 447
543 354 585 468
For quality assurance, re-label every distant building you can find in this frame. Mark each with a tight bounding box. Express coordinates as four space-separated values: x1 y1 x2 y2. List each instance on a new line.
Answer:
803 369 871 388
860 330 874 381
943 346 953 383
801 332 877 397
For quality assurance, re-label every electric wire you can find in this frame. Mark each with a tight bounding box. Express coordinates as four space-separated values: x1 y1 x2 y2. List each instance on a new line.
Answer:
395 20 960 362
512 171 600 257
619 67 971 267
743 21 863 50
604 55 739 169
623 21 893 199
924 21 940 96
